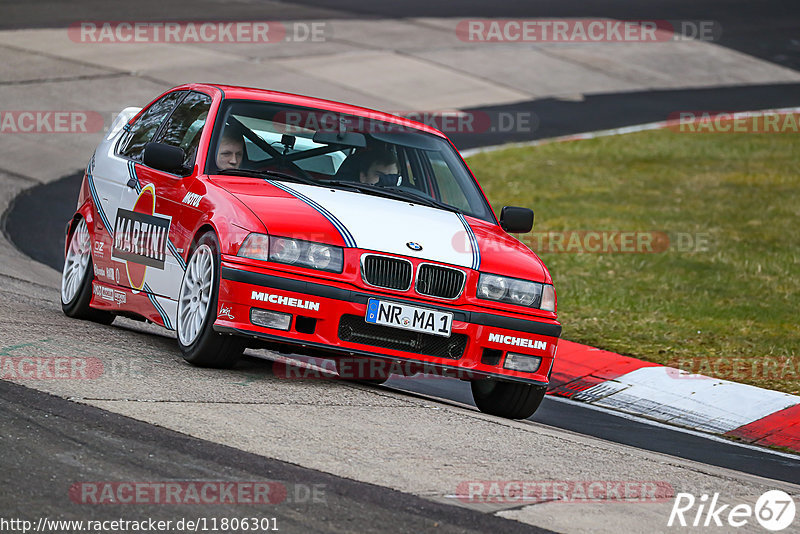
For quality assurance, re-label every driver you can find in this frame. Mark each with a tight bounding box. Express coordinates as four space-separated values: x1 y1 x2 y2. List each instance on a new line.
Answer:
358 149 401 186
216 128 245 171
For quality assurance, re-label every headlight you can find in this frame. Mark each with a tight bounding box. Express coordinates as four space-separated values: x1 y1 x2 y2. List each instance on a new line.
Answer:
270 237 301 264
477 273 555 311
238 234 344 273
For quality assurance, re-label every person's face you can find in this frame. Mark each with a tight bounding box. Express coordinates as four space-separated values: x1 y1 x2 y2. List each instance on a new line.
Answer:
216 138 244 171
360 162 398 185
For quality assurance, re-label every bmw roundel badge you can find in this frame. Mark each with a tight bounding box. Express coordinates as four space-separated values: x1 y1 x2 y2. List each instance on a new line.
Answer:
406 242 423 251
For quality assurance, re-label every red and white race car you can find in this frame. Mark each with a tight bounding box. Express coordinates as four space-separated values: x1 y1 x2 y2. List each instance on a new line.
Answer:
61 83 561 419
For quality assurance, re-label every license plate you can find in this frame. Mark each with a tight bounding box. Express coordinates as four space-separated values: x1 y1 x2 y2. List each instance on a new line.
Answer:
365 298 452 337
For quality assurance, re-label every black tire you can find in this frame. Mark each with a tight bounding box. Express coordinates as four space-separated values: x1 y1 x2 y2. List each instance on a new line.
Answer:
471 379 546 419
61 218 115 325
177 232 244 368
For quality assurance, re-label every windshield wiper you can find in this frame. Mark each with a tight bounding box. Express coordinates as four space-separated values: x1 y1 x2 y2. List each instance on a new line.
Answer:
215 168 318 186
324 181 461 213
383 186 462 213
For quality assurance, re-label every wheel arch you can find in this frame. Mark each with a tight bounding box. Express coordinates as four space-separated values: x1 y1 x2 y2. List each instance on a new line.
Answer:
64 201 96 258
189 223 219 256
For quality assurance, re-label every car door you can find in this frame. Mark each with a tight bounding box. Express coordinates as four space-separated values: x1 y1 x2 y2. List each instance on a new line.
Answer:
121 91 213 303
108 91 187 300
89 91 185 294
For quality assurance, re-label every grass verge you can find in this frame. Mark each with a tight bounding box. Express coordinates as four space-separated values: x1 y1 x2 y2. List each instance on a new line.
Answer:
466 128 799 394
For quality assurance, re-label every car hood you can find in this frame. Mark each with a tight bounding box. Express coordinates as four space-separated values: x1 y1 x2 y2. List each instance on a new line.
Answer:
211 177 549 282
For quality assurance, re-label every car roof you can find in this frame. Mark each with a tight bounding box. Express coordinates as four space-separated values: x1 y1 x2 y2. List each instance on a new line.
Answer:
174 83 449 139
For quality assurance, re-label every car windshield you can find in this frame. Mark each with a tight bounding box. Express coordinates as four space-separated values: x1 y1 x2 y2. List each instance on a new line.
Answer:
206 100 495 222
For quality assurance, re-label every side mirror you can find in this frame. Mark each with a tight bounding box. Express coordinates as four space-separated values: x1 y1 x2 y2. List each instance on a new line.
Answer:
500 206 534 233
143 142 187 174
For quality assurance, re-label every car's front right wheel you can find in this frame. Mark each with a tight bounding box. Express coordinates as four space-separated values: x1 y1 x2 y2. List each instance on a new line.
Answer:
471 378 546 419
177 231 244 368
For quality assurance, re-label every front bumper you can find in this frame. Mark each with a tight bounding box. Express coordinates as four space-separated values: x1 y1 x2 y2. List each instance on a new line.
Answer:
215 262 561 385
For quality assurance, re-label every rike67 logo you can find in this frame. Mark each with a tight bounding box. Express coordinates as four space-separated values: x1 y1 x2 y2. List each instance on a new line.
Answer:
668 490 796 531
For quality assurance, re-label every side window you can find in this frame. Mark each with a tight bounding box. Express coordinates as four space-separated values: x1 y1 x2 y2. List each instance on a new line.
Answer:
153 92 213 168
117 91 185 161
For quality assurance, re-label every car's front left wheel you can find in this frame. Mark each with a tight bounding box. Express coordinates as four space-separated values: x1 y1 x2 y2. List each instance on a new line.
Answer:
61 217 114 324
177 231 244 368
471 378 546 420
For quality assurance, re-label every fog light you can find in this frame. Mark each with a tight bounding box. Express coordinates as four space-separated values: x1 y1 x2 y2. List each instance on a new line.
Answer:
250 308 291 331
503 352 542 373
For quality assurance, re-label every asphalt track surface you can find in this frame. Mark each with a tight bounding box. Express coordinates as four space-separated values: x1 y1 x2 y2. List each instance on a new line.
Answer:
0 379 550 534
291 0 800 73
5 172 800 487
2 0 798 71
451 82 800 150
3 0 800 530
